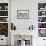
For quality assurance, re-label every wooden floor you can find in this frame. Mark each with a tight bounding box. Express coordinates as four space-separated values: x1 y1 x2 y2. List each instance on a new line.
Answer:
0 45 8 46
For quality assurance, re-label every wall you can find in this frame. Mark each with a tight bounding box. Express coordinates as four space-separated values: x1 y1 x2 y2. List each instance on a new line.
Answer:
11 0 38 30
11 0 46 30
11 0 46 46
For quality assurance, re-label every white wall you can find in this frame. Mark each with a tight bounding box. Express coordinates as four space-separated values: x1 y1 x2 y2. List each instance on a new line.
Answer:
11 0 46 46
11 0 38 30
11 0 46 30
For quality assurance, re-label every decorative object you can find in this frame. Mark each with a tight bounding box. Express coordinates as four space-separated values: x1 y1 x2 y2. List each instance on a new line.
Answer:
42 12 45 15
17 10 29 19
0 6 1 10
38 23 46 28
38 17 46 22
19 35 29 40
39 29 46 37
29 25 35 30
0 17 8 22
11 23 16 30
38 3 46 10
5 6 8 10
0 11 8 16
15 35 32 46
0 23 8 37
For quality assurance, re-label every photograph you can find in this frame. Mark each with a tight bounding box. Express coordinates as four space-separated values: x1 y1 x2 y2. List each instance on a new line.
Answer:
17 10 29 19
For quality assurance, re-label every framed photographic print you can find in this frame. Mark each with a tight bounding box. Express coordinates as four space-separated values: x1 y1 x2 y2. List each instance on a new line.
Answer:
17 10 29 19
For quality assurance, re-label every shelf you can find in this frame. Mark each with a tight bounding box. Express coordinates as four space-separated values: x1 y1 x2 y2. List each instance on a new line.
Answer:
0 22 8 23
38 10 46 11
0 10 8 11
38 3 46 37
38 22 46 23
0 3 8 37
0 16 8 17
38 15 46 17
38 28 46 29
